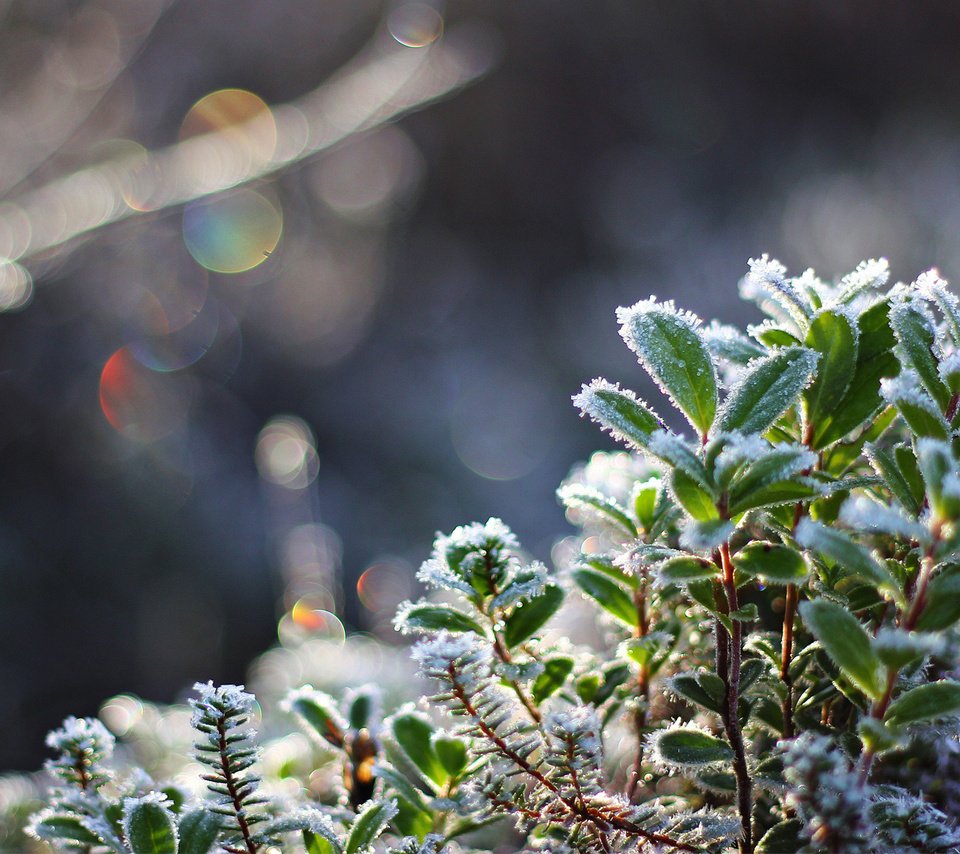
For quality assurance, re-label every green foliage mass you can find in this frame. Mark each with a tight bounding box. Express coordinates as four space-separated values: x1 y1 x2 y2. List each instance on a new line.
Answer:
22 257 960 853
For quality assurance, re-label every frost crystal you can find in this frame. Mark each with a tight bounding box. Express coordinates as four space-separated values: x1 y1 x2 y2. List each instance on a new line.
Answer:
43 716 115 789
713 432 774 480
189 681 256 725
873 627 946 662
881 371 948 421
740 254 810 327
839 495 928 542
412 631 491 679
614 295 704 330
836 257 890 303
938 349 960 385
491 560 548 609
572 378 664 448
45 717 115 757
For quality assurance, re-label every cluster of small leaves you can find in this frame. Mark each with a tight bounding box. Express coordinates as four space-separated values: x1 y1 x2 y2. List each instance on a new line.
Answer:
564 256 960 852
27 255 960 853
26 712 223 854
27 684 421 854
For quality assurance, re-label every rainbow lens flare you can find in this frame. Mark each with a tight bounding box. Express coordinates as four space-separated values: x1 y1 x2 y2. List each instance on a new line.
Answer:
183 189 282 274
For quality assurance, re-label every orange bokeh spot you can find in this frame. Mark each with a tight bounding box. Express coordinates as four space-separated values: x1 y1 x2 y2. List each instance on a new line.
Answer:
99 347 187 441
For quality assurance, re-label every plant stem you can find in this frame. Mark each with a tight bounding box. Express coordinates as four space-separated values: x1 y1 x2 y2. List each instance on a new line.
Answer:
856 400 956 780
858 542 939 783
215 715 258 854
780 582 798 740
719 540 753 854
485 567 542 724
490 631 542 723
781 420 815 740
448 665 699 852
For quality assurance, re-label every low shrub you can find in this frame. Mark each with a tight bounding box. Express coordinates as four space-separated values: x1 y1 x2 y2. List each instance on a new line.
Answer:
26 257 960 852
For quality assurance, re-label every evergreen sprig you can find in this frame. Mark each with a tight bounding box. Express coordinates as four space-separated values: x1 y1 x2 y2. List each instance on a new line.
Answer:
189 682 269 854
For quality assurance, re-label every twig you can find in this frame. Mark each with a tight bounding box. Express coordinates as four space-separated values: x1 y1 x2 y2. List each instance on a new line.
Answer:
719 540 753 854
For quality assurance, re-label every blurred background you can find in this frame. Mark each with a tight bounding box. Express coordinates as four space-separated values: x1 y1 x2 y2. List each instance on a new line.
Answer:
2 0 960 769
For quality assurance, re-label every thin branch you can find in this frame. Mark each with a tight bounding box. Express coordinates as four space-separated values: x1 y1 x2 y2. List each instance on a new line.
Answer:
215 715 259 854
719 540 753 854
448 665 699 852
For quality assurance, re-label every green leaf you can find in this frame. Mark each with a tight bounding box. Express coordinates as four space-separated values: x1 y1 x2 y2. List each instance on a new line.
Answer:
576 673 602 703
795 519 901 602
890 299 951 410
733 542 808 585
503 584 563 647
391 800 432 841
619 301 718 434
670 469 719 520
177 809 221 854
531 656 574 703
668 674 723 714
884 680 960 727
572 567 637 627
657 555 718 585
651 726 733 767
557 485 637 537
681 519 734 552
728 478 819 516
347 689 376 731
756 819 805 853
304 830 341 854
812 299 900 448
730 603 759 622
373 763 430 815
703 322 765 365
799 600 883 699
647 431 713 488
123 797 179 854
803 308 858 427
858 716 902 755
633 479 660 531
573 380 663 450
884 379 951 439
30 814 102 845
287 691 347 748
916 438 960 522
873 630 942 669
623 634 671 670
433 734 469 777
389 710 446 786
687 578 720 613
398 603 485 636
716 347 818 434
916 569 960 631
895 444 926 506
577 554 638 589
755 326 801 348
739 657 766 694
727 445 814 502
866 443 922 514
345 800 397 854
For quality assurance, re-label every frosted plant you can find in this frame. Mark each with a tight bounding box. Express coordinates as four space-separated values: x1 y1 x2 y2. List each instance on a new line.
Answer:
25 256 960 853
189 682 270 852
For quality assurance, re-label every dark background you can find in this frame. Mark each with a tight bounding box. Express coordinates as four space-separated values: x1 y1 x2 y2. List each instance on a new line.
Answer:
3 0 960 768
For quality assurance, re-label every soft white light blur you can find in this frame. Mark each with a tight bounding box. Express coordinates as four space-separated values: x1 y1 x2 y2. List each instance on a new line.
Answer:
255 416 319 489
